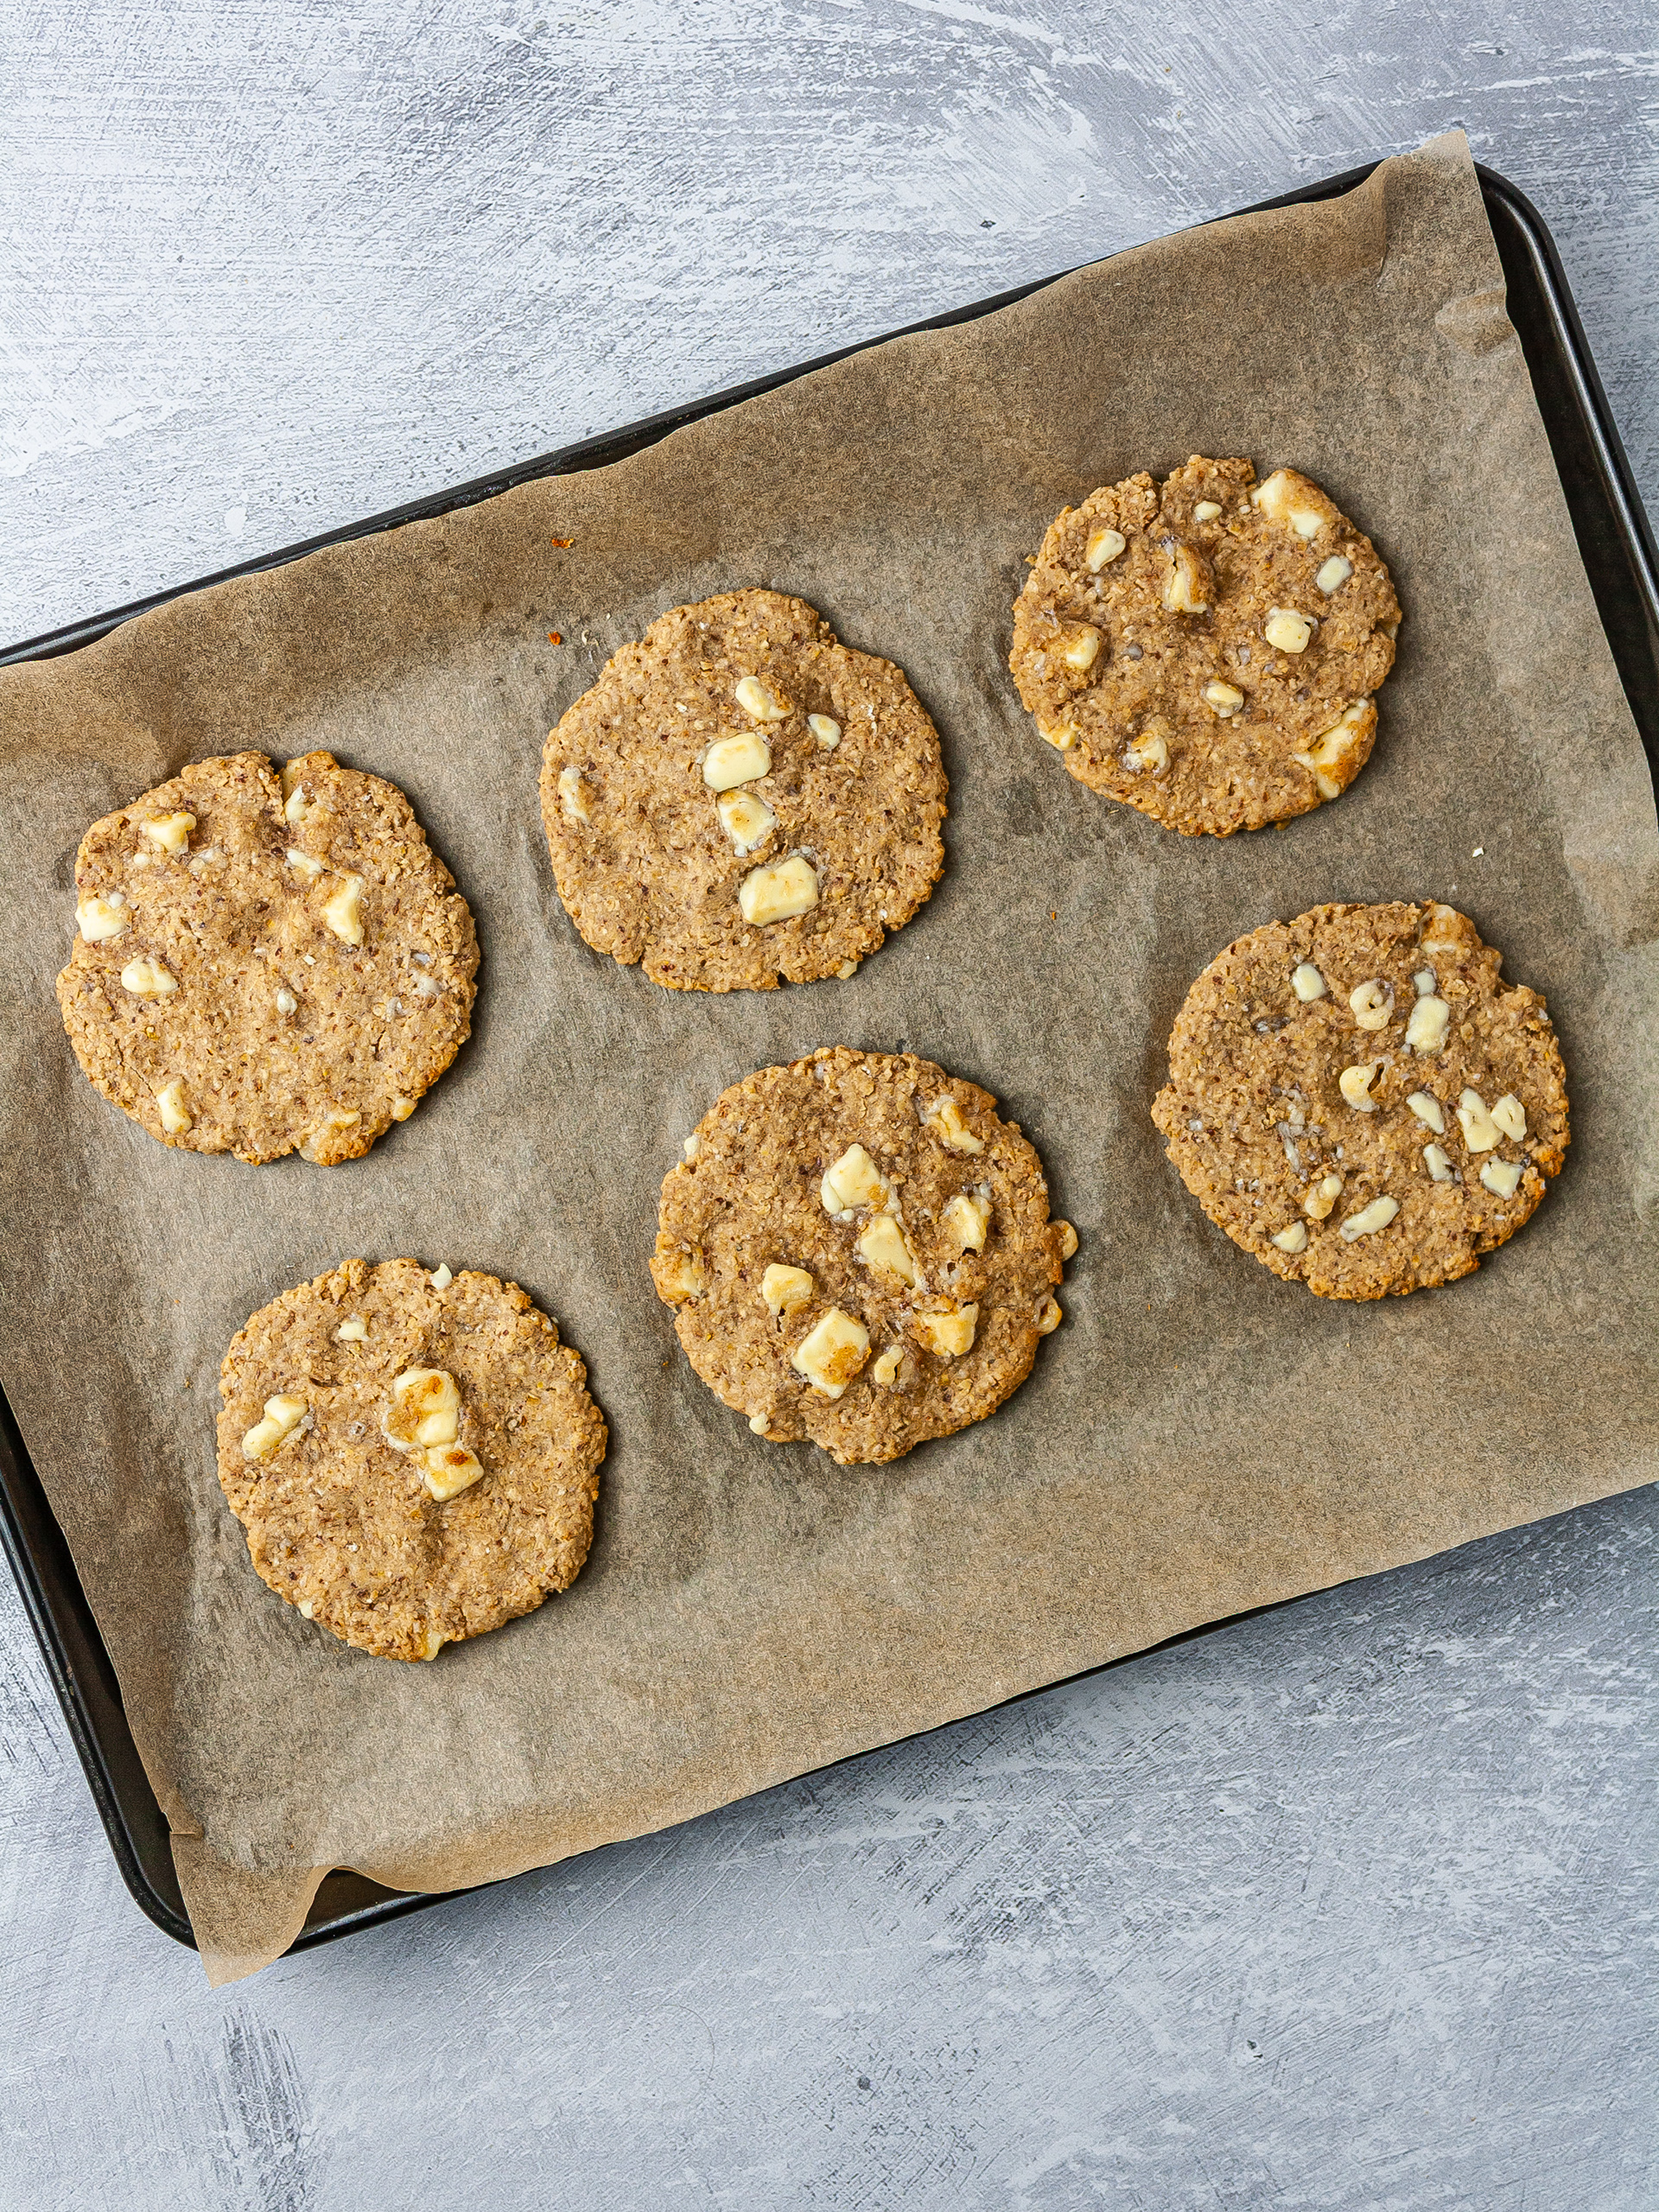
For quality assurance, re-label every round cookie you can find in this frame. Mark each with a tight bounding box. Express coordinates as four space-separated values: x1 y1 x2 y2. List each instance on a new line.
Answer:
1009 455 1402 836
541 589 948 992
57 750 478 1164
651 1047 1074 1465
1150 902 1569 1300
217 1258 605 1661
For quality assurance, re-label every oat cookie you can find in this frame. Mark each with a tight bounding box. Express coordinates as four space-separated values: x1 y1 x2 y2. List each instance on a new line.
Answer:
541 589 948 991
652 1047 1073 1465
57 751 477 1163
1151 902 1569 1299
217 1258 605 1661
1009 456 1402 836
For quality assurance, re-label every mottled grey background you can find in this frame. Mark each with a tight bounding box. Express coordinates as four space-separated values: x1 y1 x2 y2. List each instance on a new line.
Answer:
3 3 1656 2207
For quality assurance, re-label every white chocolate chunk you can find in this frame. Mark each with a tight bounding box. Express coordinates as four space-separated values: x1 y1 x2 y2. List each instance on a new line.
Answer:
334 1317 369 1342
761 1263 815 1315
702 732 772 789
1193 499 1222 522
734 675 790 722
275 987 298 1015
120 955 176 1000
1491 1093 1527 1140
557 765 592 823
871 1345 904 1386
1407 1090 1446 1134
286 848 324 880
1057 1219 1078 1260
1457 1090 1502 1153
391 1094 416 1121
1252 471 1327 538
738 855 817 925
1271 1221 1309 1254
321 874 365 947
923 1096 983 1154
430 1263 453 1290
1405 995 1451 1055
142 811 194 855
1291 701 1370 799
836 959 858 979
75 892 128 941
298 1108 360 1160
1204 680 1244 715
283 785 313 827
791 1307 871 1397
154 1078 192 1135
1039 719 1077 752
419 1625 446 1659
297 1599 315 1620
242 1391 307 1460
1291 962 1327 1002
1423 1143 1455 1182
1338 1194 1399 1241
682 1131 702 1160
747 1414 769 1433
1304 1173 1344 1220
423 1443 485 1501
1349 979 1393 1030
717 789 778 855
1264 607 1313 654
384 1368 461 1452
1316 555 1353 594
1421 904 1475 962
1338 1063 1379 1110
857 1213 920 1287
942 1191 991 1254
1034 1295 1062 1335
1059 624 1102 672
808 714 842 750
912 1302 978 1358
1479 1159 1523 1199
1412 968 1438 996
653 1246 707 1302
1162 543 1210 613
1085 525 1127 569
821 1143 887 1212
1123 729 1168 774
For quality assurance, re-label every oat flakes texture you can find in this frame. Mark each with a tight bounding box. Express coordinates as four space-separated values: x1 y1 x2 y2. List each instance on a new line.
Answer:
0 136 1656 1980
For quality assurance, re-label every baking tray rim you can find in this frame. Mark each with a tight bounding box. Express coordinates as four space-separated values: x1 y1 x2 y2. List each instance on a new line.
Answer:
3 157 1655 1955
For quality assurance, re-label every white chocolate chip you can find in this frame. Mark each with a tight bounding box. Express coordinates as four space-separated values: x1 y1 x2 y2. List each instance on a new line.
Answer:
429 1263 453 1290
1304 1173 1343 1220
384 1368 461 1452
1204 680 1245 715
1291 701 1370 799
391 1094 416 1121
1057 1219 1078 1260
808 714 842 749
652 1246 707 1303
1316 555 1353 596
747 1414 768 1433
321 874 365 947
1413 967 1438 996
1193 500 1223 522
423 1443 485 1501
142 811 194 855
1271 1221 1309 1253
334 1317 369 1342
120 955 177 1000
298 1108 360 1160
154 1078 192 1135
716 789 778 855
1085 525 1127 569
1058 624 1102 672
871 1345 904 1386
1491 1093 1527 1140
1407 1091 1446 1134
1423 1143 1455 1182
1457 1090 1502 1153
923 1096 983 1155
1162 543 1210 614
857 1213 921 1287
1479 1159 1523 1199
1404 995 1450 1055
682 1131 702 1160
557 765 592 823
1252 471 1327 538
75 892 128 942
1290 962 1327 1002
836 958 859 980
419 1625 446 1659
242 1391 307 1460
761 1262 815 1314
702 732 772 790
734 675 790 722
1349 979 1394 1030
737 855 817 926
1264 607 1313 654
912 1302 978 1358
1420 904 1474 962
821 1143 887 1212
791 1307 871 1397
283 785 313 827
285 848 324 880
1123 729 1168 774
297 1599 315 1620
276 988 298 1015
1338 1194 1399 1241
940 1191 991 1254
1338 1063 1379 1110
1039 719 1077 752
1034 1295 1062 1336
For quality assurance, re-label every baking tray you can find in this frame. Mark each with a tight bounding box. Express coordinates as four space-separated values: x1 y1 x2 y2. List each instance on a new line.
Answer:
3 162 1655 1953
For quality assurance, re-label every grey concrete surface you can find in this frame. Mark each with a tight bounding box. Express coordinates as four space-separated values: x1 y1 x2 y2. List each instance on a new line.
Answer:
3 3 1656 2206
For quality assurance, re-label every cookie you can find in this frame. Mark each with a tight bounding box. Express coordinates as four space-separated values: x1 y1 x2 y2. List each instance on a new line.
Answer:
57 751 478 1164
217 1258 605 1661
1151 902 1569 1300
1009 456 1402 836
541 589 948 991
651 1047 1074 1465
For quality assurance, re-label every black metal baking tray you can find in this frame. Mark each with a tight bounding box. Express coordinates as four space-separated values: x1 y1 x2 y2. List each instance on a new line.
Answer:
3 162 1655 1954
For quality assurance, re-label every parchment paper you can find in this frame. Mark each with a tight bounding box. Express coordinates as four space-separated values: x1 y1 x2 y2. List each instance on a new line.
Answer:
3 136 1656 1983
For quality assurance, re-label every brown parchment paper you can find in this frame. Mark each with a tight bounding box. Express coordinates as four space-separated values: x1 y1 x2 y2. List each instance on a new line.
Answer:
3 135 1657 1983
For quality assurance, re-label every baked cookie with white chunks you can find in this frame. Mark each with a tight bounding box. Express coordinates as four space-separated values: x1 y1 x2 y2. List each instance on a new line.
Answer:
541 589 948 991
1009 456 1402 836
217 1258 606 1661
651 1047 1075 1465
1151 902 1569 1300
56 751 477 1163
